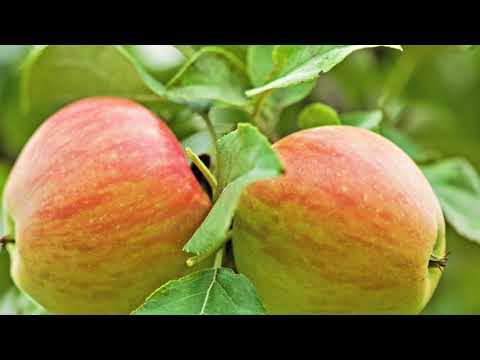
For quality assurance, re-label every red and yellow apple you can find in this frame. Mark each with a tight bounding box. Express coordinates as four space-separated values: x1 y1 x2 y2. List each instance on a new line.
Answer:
232 126 446 314
2 97 211 314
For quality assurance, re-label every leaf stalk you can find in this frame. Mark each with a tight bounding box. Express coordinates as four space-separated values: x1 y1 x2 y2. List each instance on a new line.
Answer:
185 147 218 201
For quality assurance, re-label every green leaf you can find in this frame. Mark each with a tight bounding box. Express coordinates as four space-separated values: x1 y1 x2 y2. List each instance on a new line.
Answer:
247 45 316 105
166 47 250 109
168 108 207 140
247 45 276 87
213 46 249 61
322 49 384 109
298 102 340 129
215 124 285 192
246 45 402 97
0 163 8 186
173 46 197 59
247 45 316 108
341 110 383 131
172 105 253 160
133 268 266 315
183 124 284 259
176 45 249 61
177 105 253 159
4 45 167 156
0 48 32 156
270 81 316 109
276 102 304 138
22 45 165 115
422 158 480 244
182 131 214 159
0 46 28 65
0 46 28 96
380 126 440 163
209 105 253 137
246 45 316 137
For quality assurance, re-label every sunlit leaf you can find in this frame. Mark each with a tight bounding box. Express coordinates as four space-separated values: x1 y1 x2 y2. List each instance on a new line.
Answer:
298 102 340 129
422 158 480 244
133 268 265 315
246 45 402 97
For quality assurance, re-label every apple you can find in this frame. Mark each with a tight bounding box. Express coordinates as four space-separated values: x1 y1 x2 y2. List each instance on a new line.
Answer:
2 97 211 314
232 126 446 314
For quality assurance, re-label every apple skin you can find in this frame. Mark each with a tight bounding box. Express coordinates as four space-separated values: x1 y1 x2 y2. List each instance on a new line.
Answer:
2 97 212 314
232 126 446 315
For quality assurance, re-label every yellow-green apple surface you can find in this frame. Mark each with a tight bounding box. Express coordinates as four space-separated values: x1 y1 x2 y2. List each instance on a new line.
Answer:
232 126 446 314
2 97 212 314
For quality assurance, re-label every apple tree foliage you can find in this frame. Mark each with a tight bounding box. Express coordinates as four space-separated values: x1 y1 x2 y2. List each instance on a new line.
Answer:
1 44 480 314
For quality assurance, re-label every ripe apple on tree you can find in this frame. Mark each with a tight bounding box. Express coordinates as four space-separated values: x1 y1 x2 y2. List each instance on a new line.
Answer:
232 126 447 315
1 97 211 314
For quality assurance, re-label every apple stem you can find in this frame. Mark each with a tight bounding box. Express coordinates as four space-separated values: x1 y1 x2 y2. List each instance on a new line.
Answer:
185 147 218 199
429 252 449 271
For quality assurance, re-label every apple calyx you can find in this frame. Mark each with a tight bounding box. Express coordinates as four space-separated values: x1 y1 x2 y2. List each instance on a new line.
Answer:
0 235 15 250
429 252 449 271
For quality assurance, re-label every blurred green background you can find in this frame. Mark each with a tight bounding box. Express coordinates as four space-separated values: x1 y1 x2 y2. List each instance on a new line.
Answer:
1 45 479 314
